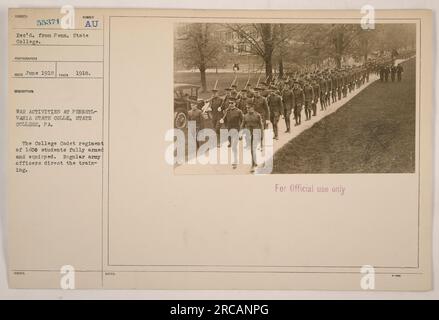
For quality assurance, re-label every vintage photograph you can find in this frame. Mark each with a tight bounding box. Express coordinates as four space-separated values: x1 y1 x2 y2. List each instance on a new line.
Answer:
173 23 417 174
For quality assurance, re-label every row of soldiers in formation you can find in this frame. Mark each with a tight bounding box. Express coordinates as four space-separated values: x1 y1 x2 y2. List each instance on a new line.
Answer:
192 62 379 142
186 58 406 169
378 63 404 82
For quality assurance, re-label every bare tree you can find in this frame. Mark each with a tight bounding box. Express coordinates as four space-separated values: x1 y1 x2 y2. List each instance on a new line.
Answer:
330 24 363 68
223 23 300 80
175 23 223 92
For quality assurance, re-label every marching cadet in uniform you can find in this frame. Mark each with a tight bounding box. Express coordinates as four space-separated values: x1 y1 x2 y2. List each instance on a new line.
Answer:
242 102 263 172
390 65 396 82
208 86 224 135
347 68 353 93
365 62 371 82
236 88 250 114
260 82 270 98
331 73 338 103
303 80 314 121
231 88 239 100
349 68 355 92
319 75 327 110
267 86 284 140
253 87 270 129
342 71 348 98
224 97 243 134
384 65 390 82
292 81 304 126
379 64 385 82
281 80 294 133
396 63 404 81
222 97 244 169
337 72 343 101
325 74 332 106
311 79 320 116
221 87 232 114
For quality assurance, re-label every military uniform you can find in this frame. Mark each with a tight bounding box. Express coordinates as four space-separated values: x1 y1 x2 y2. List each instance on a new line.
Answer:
242 109 263 168
390 66 396 82
223 103 243 166
337 74 342 100
209 95 224 132
319 77 327 110
292 85 304 125
221 90 232 116
303 83 314 120
325 76 332 106
281 86 294 132
253 94 270 128
384 66 390 82
331 74 337 103
267 90 284 139
260 83 270 98
311 81 320 116
396 64 403 81
342 73 348 98
237 95 250 114
225 105 243 130
379 65 385 82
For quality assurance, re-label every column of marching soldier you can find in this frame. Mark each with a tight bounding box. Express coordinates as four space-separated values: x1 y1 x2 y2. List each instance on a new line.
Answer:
187 57 404 170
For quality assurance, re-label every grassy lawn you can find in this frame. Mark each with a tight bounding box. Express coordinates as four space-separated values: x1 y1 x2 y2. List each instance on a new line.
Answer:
174 72 264 99
272 58 416 174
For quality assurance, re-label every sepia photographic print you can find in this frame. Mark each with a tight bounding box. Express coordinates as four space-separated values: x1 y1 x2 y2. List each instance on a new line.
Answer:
173 23 417 174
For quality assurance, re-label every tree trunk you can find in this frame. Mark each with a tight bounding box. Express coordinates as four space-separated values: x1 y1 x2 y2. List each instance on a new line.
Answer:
265 57 272 82
278 59 284 78
278 24 285 78
199 64 207 92
362 36 369 63
260 24 274 82
334 30 344 68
